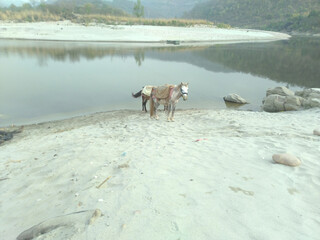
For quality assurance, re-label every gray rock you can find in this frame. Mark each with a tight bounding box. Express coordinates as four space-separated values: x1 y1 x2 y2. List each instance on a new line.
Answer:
266 86 294 97
272 153 301 167
262 94 302 112
285 95 302 111
223 93 248 104
295 88 320 99
304 98 320 109
313 129 320 136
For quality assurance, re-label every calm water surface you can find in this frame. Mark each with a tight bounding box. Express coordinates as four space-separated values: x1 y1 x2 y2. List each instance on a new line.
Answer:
0 36 319 126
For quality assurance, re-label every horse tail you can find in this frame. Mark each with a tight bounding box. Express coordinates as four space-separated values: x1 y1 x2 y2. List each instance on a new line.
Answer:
150 91 154 117
132 90 142 98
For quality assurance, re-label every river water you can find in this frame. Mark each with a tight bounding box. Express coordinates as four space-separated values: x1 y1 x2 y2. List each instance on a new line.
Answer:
0 36 319 126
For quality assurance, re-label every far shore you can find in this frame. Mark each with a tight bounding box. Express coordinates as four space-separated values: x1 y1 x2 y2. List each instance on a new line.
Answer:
0 21 291 45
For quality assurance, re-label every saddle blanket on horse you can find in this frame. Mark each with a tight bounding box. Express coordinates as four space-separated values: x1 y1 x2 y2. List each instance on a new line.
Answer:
142 86 154 96
153 84 175 99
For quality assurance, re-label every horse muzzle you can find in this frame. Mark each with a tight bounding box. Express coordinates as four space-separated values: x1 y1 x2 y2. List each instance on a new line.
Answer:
182 94 188 101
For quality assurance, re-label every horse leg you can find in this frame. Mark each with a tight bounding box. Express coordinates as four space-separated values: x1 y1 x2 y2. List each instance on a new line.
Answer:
150 97 154 118
142 95 149 112
154 101 160 119
170 103 176 122
167 103 172 122
142 96 147 112
144 99 148 112
142 96 145 111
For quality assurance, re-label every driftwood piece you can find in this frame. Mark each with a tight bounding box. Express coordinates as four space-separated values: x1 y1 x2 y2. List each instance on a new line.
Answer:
16 209 101 240
96 176 111 189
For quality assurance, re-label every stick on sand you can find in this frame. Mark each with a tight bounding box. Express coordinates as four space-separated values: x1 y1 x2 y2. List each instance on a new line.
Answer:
96 176 111 189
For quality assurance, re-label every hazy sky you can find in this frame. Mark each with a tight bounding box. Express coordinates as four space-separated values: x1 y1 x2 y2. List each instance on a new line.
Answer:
1 0 39 6
0 0 116 6
0 0 119 7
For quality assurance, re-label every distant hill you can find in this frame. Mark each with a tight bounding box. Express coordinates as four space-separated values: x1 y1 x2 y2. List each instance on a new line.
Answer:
51 0 126 15
110 0 208 18
0 0 129 17
0 0 213 27
184 0 320 33
140 0 208 18
1 0 208 18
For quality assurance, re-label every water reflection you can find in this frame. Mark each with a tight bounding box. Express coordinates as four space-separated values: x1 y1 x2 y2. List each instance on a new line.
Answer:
195 37 320 88
0 37 319 88
134 51 144 66
0 41 200 66
0 37 318 126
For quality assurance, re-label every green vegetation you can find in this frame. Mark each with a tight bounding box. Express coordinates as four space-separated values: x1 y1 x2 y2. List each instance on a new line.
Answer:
267 10 320 33
0 0 215 27
184 0 320 33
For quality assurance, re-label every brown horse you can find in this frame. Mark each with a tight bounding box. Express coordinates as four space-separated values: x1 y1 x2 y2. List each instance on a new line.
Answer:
150 82 189 121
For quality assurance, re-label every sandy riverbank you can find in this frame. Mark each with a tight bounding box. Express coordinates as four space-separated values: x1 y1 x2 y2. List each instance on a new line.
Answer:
0 108 320 239
0 21 290 45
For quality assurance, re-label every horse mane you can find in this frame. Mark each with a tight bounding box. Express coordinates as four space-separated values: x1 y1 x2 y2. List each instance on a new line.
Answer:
175 83 182 90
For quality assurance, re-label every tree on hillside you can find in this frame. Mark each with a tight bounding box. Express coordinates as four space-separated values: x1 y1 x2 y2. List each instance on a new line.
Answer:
22 3 33 10
9 4 17 11
84 3 93 14
29 0 37 8
133 0 144 18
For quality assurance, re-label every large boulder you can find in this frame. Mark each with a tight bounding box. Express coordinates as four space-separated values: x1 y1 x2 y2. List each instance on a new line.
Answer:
262 94 302 112
266 86 294 97
223 93 248 104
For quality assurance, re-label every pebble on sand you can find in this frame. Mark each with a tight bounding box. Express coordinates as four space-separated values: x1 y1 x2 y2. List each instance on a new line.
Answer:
272 153 301 167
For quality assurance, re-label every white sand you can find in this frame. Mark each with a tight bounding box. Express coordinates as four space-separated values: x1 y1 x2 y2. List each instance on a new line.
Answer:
1 108 320 239
0 21 290 45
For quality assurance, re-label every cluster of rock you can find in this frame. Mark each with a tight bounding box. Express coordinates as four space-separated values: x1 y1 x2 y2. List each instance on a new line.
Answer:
262 86 320 112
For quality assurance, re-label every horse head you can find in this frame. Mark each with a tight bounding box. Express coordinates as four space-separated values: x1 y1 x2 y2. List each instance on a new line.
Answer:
180 82 189 101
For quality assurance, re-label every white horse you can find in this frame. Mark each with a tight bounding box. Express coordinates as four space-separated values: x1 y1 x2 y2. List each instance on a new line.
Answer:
150 82 189 121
